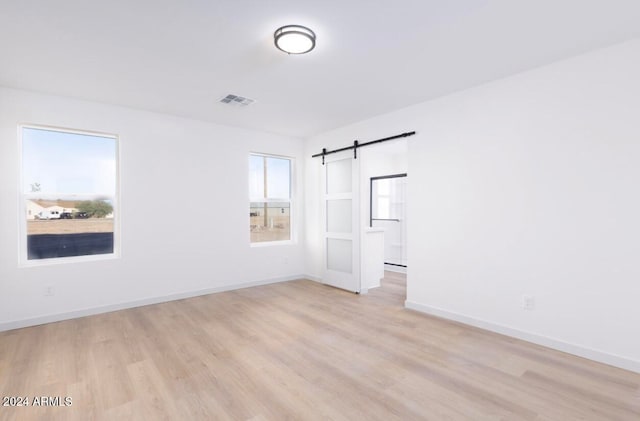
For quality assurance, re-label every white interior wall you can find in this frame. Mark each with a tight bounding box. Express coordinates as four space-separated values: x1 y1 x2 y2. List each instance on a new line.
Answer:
0 86 306 330
305 39 640 372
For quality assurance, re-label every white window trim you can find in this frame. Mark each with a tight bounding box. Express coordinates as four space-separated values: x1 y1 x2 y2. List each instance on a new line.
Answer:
249 152 295 247
18 123 121 267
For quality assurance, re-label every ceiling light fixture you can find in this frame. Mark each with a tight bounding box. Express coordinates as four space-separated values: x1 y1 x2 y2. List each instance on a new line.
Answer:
274 25 316 54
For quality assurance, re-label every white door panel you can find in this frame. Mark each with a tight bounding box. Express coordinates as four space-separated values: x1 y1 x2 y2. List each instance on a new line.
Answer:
322 153 360 292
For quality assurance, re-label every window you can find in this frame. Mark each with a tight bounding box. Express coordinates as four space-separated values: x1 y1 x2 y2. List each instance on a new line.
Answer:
370 174 406 225
249 153 292 244
20 125 118 263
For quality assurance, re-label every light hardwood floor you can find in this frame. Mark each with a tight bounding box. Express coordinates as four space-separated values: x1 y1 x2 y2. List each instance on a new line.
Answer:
1 272 639 420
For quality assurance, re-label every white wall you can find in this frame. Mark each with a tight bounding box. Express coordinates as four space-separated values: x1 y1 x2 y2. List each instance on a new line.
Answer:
305 39 640 372
0 86 306 330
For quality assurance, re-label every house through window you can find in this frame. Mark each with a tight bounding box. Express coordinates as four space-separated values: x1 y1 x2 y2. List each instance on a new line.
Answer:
21 125 118 262
249 153 292 244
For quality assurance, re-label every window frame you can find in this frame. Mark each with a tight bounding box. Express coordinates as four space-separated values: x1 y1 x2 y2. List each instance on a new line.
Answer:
18 123 121 266
249 152 295 247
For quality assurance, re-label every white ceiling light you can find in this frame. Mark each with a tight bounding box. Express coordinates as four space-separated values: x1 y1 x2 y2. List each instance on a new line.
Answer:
274 25 316 54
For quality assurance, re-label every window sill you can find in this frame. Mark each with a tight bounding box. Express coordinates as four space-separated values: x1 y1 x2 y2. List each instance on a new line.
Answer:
19 252 120 268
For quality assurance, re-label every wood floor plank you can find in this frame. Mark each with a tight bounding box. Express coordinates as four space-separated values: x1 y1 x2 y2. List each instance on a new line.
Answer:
1 272 639 420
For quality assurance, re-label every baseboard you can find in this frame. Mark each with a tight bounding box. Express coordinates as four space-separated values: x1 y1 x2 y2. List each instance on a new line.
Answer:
405 300 640 374
0 275 305 332
304 274 323 283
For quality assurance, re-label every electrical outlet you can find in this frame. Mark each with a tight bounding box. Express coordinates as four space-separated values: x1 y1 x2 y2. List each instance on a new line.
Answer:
44 286 55 296
522 295 535 310
283 256 289 265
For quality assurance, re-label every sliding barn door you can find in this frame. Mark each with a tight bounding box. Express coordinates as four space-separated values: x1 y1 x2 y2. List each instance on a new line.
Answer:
322 153 360 293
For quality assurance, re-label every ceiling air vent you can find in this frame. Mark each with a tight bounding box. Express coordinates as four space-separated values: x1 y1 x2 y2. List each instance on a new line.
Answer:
219 94 255 107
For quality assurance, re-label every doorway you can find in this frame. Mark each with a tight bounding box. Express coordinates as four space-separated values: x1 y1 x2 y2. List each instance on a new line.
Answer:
370 174 407 272
359 138 408 302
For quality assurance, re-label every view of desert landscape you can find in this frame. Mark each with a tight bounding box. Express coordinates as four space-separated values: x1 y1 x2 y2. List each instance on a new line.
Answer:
250 214 290 242
27 219 114 235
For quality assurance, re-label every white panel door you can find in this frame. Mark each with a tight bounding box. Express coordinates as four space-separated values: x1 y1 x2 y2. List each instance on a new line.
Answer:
323 153 360 292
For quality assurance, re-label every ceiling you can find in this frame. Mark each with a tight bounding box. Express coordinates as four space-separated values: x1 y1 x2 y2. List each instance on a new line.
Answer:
1 1 639 138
